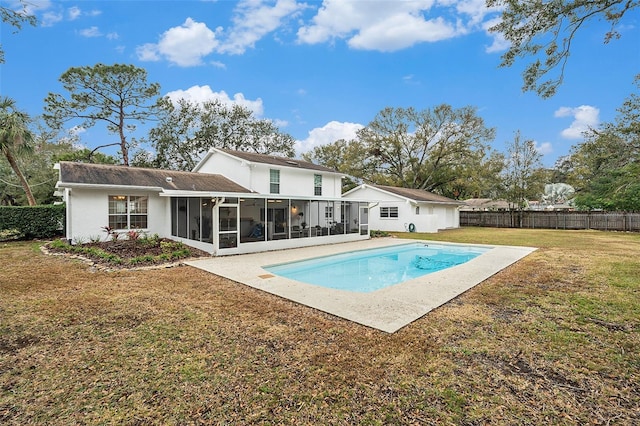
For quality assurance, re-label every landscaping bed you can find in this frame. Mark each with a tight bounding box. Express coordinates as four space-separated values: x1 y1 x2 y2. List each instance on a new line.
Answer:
46 235 209 268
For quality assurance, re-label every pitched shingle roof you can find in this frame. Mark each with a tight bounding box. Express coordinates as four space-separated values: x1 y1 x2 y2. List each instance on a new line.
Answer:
219 149 338 173
57 161 252 193
373 185 463 204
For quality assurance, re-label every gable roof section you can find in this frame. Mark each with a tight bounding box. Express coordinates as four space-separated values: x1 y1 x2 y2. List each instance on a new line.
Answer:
56 161 251 193
196 148 339 174
345 184 464 205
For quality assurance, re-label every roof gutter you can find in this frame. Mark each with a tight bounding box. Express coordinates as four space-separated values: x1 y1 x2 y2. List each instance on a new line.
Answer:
55 182 164 192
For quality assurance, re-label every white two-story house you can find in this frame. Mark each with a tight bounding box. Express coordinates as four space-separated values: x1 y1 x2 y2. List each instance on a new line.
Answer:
55 148 370 255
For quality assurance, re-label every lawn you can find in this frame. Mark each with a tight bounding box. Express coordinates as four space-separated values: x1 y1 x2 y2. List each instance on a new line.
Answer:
1 228 639 424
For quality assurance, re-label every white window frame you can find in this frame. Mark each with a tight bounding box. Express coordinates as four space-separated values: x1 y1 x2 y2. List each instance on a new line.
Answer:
380 206 399 219
314 174 322 196
108 195 148 230
269 169 280 194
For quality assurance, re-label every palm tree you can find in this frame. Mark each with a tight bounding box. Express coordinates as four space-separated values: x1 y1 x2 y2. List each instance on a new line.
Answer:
0 97 36 206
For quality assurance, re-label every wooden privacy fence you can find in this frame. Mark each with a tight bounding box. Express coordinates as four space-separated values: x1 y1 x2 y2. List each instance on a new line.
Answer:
460 211 640 232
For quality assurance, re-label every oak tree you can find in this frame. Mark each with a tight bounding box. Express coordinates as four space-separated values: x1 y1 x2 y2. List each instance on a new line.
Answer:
488 0 638 97
148 97 295 171
0 0 36 63
567 76 640 210
356 105 496 194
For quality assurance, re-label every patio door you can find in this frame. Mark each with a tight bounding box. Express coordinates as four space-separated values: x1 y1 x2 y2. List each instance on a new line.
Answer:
359 206 369 235
218 203 238 249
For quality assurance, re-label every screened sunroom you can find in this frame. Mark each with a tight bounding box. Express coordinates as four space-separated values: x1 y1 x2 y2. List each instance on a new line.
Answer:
166 194 370 255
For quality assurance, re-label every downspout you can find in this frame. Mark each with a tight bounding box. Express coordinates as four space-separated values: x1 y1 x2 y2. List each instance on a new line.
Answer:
65 188 72 243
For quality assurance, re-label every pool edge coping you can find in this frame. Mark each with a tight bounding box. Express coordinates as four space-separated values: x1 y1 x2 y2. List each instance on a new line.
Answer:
185 238 537 333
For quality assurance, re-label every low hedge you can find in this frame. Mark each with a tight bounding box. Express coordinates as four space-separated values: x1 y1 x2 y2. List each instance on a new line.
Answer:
0 204 65 240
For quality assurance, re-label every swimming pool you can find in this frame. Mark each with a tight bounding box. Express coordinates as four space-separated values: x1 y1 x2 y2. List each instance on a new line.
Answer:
265 242 489 293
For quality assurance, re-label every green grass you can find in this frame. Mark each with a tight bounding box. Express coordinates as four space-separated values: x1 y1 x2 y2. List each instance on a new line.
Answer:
1 228 639 424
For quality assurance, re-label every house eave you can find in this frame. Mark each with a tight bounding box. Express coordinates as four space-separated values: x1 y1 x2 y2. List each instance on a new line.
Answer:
159 190 254 198
55 182 164 192
344 183 464 206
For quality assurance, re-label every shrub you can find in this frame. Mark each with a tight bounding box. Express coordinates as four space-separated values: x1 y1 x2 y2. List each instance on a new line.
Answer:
160 241 185 254
0 205 65 240
49 239 71 250
127 230 142 241
128 254 156 265
370 230 390 238
171 249 191 259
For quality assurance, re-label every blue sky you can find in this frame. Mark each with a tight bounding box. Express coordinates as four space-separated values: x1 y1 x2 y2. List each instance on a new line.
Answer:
1 0 638 167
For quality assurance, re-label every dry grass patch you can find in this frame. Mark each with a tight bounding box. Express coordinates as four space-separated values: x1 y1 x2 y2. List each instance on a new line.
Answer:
1 229 639 424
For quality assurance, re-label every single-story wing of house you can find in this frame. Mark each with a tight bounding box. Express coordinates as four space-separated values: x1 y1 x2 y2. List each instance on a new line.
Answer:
55 148 371 256
342 184 464 233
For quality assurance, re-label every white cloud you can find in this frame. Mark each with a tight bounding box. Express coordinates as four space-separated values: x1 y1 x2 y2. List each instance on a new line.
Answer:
38 3 102 27
79 26 102 37
67 5 100 20
165 85 264 116
297 0 495 52
295 121 364 154
534 141 553 155
135 43 160 62
137 18 219 67
349 15 457 51
68 6 81 20
482 16 509 53
41 11 63 27
554 105 600 139
219 0 305 54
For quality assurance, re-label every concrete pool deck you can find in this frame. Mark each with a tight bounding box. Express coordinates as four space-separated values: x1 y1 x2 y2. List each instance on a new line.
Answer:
185 238 537 333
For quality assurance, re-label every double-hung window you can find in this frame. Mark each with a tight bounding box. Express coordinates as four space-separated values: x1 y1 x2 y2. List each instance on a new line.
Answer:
108 195 148 229
314 174 322 196
270 169 280 194
380 206 398 219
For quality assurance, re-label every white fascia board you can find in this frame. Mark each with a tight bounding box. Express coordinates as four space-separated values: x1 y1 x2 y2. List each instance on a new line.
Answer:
192 147 249 173
415 200 466 206
191 152 210 172
352 184 414 203
56 182 164 192
159 190 255 198
159 191 366 203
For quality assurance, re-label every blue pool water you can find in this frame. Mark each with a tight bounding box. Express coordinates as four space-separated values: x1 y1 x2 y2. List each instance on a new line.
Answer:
265 243 489 293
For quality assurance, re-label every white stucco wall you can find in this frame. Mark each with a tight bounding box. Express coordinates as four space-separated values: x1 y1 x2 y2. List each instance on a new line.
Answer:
343 186 460 233
65 188 170 243
195 151 342 198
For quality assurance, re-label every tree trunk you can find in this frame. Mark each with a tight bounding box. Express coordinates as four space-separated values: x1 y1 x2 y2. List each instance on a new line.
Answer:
3 148 36 206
